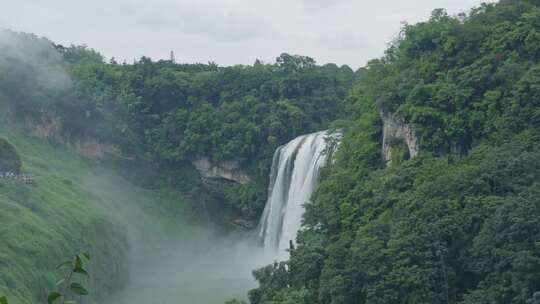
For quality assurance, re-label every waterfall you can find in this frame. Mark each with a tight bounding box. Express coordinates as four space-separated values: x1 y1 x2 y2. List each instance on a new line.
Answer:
258 130 340 260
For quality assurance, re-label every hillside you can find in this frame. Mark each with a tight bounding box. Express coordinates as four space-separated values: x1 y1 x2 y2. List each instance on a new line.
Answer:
0 29 355 221
0 28 354 304
1 1 540 304
0 125 197 304
249 1 540 304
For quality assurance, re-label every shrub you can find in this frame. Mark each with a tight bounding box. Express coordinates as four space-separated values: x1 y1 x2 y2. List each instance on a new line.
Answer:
0 138 21 173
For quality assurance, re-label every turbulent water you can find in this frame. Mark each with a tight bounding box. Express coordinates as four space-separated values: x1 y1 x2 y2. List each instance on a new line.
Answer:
96 130 339 303
258 130 340 260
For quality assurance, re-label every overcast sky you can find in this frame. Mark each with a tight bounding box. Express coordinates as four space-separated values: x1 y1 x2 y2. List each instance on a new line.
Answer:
1 0 494 68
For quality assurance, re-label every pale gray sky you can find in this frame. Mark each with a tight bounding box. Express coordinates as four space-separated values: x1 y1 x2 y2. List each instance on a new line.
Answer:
0 0 494 68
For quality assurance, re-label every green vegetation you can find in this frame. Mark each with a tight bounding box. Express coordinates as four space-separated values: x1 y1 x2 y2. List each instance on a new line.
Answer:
0 126 195 304
1 253 91 304
63 52 353 165
0 138 21 173
250 1 540 303
0 127 126 304
0 29 354 218
389 138 410 165
2 1 540 303
65 52 354 218
46 252 91 304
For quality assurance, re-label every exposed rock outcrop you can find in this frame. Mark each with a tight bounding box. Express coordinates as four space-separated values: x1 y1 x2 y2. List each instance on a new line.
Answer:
381 112 419 166
74 138 122 159
27 115 63 142
231 218 256 230
192 157 250 184
25 114 122 160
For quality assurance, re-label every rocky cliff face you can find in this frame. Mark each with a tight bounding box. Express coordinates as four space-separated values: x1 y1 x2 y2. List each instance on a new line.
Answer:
27 115 63 142
381 112 419 166
192 157 250 184
73 138 122 159
25 114 121 160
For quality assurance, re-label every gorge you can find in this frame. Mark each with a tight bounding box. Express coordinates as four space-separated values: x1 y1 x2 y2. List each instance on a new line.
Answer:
3 1 540 303
106 130 341 303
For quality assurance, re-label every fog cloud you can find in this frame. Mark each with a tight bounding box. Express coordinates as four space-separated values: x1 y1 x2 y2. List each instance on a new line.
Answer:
0 30 71 93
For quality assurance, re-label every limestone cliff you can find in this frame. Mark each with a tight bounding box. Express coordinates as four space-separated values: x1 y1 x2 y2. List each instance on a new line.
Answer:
73 138 122 159
27 115 63 143
25 114 122 160
192 157 250 184
381 112 419 166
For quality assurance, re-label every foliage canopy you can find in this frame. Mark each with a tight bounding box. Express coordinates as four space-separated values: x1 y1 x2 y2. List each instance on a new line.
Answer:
250 1 540 303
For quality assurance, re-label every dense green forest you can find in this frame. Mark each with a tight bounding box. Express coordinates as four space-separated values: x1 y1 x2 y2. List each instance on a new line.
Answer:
249 1 540 303
0 26 354 304
0 30 354 218
2 0 540 303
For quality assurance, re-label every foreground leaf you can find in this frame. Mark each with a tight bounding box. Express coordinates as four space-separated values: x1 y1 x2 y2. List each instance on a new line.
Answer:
55 261 72 270
82 252 91 260
73 267 89 277
70 283 88 295
47 291 62 304
74 256 82 270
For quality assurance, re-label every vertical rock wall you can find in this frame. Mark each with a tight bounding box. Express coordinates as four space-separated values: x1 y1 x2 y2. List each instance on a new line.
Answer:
192 157 250 184
381 112 419 166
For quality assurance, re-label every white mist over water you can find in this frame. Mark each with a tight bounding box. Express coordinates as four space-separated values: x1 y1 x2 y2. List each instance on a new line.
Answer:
89 130 338 303
84 171 272 304
258 130 340 260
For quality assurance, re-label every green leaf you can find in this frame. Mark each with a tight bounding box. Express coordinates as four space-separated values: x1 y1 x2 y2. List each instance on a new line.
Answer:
82 252 91 261
0 296 8 304
64 301 77 304
70 283 88 296
47 291 62 304
74 256 82 270
56 260 72 270
73 267 89 277
55 279 65 287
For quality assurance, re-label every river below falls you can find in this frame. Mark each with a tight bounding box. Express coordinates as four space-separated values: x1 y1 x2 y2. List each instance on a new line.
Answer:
102 224 274 304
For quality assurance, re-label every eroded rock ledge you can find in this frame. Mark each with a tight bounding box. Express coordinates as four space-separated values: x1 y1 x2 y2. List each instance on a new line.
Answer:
381 112 419 166
26 114 122 160
192 157 250 184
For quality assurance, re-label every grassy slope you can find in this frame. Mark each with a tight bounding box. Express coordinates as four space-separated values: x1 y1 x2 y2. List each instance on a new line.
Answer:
0 126 193 304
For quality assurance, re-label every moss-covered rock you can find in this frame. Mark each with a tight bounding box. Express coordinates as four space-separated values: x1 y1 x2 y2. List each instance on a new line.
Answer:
0 138 22 173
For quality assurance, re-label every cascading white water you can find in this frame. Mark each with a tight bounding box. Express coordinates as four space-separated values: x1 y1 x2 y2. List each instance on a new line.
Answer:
258 130 340 260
